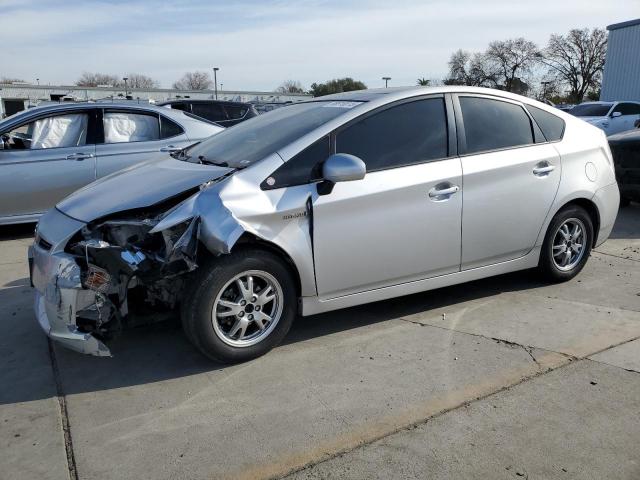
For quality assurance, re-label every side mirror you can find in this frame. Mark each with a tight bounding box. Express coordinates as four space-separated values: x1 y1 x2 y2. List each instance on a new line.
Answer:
318 153 366 195
611 111 622 118
0 137 5 150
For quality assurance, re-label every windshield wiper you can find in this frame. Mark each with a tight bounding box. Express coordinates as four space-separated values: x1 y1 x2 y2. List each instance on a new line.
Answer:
198 155 229 167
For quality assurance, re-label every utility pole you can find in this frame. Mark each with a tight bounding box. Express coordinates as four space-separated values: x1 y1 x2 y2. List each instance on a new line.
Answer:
213 67 219 100
123 77 129 98
382 76 391 88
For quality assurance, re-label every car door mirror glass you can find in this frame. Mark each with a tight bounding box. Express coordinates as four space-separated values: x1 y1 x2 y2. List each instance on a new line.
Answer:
322 153 366 183
611 111 622 118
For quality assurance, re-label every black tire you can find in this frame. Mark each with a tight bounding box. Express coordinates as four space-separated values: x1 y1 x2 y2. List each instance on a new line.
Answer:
538 204 594 282
181 248 297 363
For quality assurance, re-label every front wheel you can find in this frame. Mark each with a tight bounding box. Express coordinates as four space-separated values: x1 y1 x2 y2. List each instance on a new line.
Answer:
538 205 594 282
182 249 297 363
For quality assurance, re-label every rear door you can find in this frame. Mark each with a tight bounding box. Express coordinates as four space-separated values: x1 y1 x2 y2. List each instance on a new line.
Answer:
454 95 561 270
0 109 96 218
95 109 189 178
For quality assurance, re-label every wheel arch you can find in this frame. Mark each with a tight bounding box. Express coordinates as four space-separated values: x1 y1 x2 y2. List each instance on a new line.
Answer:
549 197 601 247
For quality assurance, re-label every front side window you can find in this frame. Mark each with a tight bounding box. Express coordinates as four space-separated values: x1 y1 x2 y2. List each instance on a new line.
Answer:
335 98 448 171
612 103 640 116
460 97 533 154
103 111 160 143
2 113 89 150
570 103 613 117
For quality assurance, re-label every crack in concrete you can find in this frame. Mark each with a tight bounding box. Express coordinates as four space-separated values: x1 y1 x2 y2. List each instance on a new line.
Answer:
594 249 640 263
47 339 78 480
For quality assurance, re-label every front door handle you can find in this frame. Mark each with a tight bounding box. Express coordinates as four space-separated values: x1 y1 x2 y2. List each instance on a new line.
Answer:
160 145 182 153
533 163 555 176
428 184 459 201
66 152 95 161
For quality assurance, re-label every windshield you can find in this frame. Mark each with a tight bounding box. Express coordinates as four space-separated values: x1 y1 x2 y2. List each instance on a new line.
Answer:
185 101 362 168
570 103 612 117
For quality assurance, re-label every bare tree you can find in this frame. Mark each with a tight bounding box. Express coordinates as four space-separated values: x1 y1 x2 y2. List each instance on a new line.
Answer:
444 50 498 87
0 77 26 84
485 38 539 93
276 80 305 94
124 73 159 89
172 71 213 90
539 28 607 103
76 72 122 87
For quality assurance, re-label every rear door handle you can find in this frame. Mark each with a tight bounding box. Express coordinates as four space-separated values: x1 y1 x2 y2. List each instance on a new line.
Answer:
428 184 459 200
533 164 555 176
160 145 182 153
66 152 95 161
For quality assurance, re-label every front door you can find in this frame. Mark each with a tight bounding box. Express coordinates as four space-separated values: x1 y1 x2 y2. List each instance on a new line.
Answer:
0 110 95 219
312 97 463 298
455 95 561 270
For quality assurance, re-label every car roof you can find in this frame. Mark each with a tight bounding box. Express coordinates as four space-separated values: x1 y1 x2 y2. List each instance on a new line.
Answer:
0 101 193 129
157 99 251 107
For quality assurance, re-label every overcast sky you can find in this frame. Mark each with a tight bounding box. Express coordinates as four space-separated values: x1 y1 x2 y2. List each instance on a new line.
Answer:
2 0 639 91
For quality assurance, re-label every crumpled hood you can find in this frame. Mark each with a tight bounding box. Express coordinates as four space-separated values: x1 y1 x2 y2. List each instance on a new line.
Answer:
57 156 233 222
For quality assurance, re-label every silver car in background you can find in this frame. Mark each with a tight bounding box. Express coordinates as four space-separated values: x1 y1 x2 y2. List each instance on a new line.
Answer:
29 86 619 363
0 102 223 224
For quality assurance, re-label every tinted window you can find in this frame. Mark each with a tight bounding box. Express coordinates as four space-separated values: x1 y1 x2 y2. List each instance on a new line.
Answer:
527 105 565 142
170 102 189 112
570 103 612 117
192 103 226 122
225 105 248 119
336 98 448 171
262 136 330 189
103 111 160 143
613 103 640 115
460 97 533 154
186 101 359 168
160 116 184 139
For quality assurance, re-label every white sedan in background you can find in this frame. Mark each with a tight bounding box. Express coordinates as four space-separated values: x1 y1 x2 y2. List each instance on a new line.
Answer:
570 101 640 136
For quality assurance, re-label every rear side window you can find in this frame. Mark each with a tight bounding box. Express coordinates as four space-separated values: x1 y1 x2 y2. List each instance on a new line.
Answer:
336 98 448 171
613 103 640 115
160 116 184 139
192 103 226 122
261 136 330 189
460 97 533 154
225 105 248 119
103 111 160 143
527 105 565 142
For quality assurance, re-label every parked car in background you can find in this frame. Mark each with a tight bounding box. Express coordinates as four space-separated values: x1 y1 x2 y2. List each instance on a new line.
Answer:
570 101 640 135
554 104 575 112
608 128 640 206
30 86 619 362
158 99 258 127
0 102 223 225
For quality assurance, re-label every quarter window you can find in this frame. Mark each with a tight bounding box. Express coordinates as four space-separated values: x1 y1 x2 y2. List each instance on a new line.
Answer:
160 116 184 139
103 111 160 143
460 97 534 154
262 136 330 189
527 105 565 142
2 113 89 150
336 98 448 171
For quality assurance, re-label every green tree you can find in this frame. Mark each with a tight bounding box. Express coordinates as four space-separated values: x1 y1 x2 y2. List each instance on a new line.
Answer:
309 77 367 97
416 78 430 86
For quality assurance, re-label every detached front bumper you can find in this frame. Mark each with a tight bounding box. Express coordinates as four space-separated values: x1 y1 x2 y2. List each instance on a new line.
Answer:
29 244 111 357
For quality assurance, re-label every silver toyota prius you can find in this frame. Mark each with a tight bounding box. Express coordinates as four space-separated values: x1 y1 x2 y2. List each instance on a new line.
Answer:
0 102 223 224
29 86 620 363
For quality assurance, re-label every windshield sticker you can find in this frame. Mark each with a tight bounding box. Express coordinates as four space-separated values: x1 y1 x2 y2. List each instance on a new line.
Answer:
322 101 360 109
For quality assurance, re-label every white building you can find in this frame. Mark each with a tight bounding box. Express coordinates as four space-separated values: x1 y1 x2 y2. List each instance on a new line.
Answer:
600 18 640 102
0 83 311 118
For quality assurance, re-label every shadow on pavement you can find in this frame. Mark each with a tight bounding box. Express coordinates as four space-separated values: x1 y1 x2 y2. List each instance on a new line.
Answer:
0 223 36 241
609 203 639 240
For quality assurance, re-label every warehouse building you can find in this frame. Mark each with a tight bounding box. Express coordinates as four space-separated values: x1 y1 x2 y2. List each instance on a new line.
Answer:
0 83 311 118
600 18 640 102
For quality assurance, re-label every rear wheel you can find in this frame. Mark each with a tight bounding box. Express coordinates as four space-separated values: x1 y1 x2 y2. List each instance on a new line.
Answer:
182 249 296 363
538 205 593 282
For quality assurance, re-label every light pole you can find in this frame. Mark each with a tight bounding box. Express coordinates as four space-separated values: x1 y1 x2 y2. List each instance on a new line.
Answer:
382 76 391 88
123 77 129 98
213 67 219 100
36 78 40 86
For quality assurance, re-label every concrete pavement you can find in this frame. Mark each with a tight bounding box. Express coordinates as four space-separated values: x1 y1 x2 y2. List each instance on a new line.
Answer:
0 205 639 480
